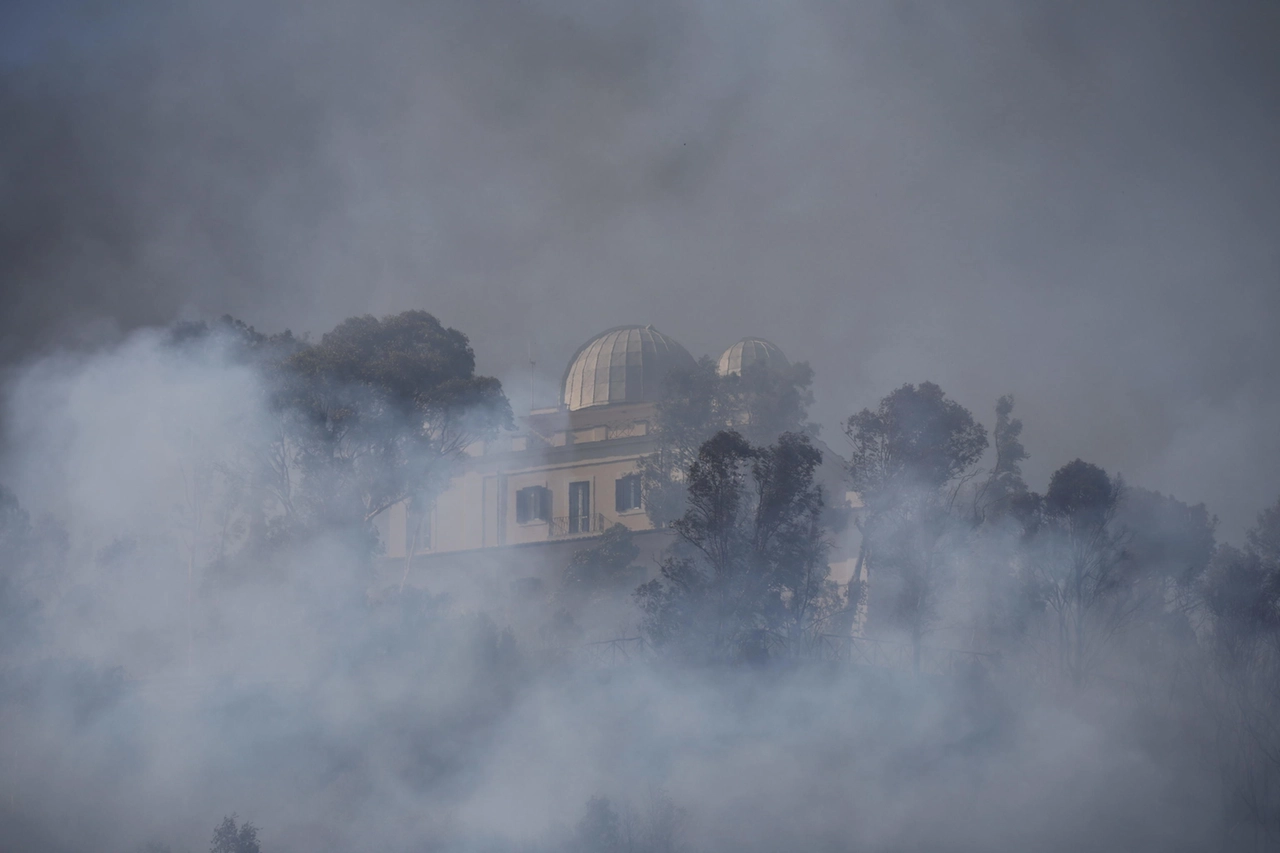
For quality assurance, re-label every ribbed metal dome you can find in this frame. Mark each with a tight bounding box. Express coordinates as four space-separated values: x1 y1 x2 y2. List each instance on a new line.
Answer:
562 326 695 411
717 337 789 376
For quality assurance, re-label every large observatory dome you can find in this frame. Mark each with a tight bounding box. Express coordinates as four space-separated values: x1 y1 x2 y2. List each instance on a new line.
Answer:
717 337 789 376
562 325 695 411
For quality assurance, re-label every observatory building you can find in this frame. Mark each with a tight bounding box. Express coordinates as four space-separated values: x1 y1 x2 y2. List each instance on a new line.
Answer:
376 325 856 592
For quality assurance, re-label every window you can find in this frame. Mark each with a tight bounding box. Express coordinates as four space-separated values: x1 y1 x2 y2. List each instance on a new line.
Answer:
616 474 642 513
568 481 591 533
516 486 549 524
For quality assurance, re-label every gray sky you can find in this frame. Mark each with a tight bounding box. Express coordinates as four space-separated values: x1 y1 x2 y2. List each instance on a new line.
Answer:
2 0 1278 539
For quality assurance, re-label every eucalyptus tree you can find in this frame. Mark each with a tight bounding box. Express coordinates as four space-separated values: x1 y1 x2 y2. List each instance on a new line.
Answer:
635 430 836 660
845 382 988 671
1017 460 1133 685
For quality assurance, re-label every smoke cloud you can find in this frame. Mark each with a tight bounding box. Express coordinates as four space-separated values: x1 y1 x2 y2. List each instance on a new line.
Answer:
2 2 1280 851
3 1 1280 537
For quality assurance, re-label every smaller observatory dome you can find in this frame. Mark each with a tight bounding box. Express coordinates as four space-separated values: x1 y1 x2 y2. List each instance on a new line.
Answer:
562 326 695 411
717 337 789 377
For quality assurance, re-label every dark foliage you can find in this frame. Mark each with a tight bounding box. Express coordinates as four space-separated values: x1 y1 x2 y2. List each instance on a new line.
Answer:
640 356 817 528
1016 460 1133 684
636 431 837 659
160 311 513 575
971 395 1029 523
210 815 261 853
845 382 988 669
846 381 988 498
1197 503 1280 842
282 310 512 533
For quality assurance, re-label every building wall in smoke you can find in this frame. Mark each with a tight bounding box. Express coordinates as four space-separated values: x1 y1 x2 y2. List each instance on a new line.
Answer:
374 326 862 611
378 399 662 558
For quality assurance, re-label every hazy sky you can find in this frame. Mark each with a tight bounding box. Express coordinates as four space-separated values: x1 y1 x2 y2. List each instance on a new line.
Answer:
2 0 1278 539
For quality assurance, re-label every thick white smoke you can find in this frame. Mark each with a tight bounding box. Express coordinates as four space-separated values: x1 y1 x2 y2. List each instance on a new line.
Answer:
0 331 1239 853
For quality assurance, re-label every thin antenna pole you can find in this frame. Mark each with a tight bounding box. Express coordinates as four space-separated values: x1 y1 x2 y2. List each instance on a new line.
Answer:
528 341 536 414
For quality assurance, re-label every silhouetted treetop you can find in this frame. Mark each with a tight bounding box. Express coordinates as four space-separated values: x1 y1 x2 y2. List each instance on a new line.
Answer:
1045 459 1120 526
845 381 988 500
1248 495 1280 565
210 815 261 853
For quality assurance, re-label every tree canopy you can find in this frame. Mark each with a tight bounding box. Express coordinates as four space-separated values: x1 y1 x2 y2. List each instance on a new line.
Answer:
636 430 838 660
846 381 988 500
210 816 261 853
283 310 511 528
641 355 817 529
844 382 988 669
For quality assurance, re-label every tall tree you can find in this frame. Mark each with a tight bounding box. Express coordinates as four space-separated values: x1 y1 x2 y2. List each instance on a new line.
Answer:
971 395 1029 524
958 395 1033 652
1017 460 1135 685
1248 495 1280 565
845 382 988 670
162 315 304 560
641 357 817 528
282 311 511 554
635 431 836 660
1199 499 1280 843
1117 486 1216 625
158 311 512 602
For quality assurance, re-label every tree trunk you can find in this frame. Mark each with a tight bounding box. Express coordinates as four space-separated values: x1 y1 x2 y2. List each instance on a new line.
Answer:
1072 604 1086 688
398 502 426 596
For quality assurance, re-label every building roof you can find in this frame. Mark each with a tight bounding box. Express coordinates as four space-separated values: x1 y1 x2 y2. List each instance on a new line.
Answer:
717 337 789 376
561 325 695 411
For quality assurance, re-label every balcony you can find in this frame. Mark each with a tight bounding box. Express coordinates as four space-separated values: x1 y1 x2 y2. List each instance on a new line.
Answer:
548 513 609 539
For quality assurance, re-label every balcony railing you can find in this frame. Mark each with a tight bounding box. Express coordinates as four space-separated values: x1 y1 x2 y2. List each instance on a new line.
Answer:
548 512 609 539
